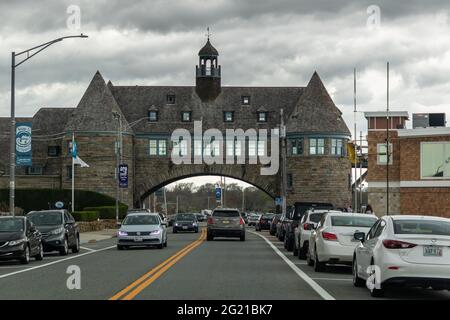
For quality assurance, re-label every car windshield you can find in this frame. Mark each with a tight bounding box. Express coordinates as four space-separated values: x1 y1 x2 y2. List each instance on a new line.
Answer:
262 214 275 219
310 213 326 223
176 214 195 221
27 212 63 226
213 210 240 218
331 216 377 228
393 219 450 236
123 215 159 225
0 218 24 232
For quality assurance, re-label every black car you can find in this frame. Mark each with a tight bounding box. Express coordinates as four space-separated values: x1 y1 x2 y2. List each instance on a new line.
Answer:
269 214 281 235
0 216 43 264
255 213 275 231
173 213 199 233
27 210 80 255
283 202 333 251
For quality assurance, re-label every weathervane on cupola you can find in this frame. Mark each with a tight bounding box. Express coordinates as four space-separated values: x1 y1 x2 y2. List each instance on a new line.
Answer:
195 27 221 102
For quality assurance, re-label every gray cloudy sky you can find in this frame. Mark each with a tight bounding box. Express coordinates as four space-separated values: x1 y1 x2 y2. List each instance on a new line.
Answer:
1 0 450 136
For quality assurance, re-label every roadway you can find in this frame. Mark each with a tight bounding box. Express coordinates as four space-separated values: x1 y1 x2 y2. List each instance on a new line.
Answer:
0 226 449 300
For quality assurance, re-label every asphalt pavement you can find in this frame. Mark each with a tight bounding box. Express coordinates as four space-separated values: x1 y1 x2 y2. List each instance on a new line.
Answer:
0 226 449 300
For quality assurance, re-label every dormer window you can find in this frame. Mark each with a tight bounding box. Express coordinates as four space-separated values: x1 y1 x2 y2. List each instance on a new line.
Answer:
148 110 158 122
166 94 176 104
242 96 250 105
181 111 192 122
258 112 268 122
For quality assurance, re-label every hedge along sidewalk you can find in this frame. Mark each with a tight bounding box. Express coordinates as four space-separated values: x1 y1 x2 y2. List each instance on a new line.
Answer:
79 229 117 245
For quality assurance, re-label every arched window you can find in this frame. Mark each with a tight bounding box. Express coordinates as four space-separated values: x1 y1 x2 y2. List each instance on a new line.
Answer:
206 59 211 76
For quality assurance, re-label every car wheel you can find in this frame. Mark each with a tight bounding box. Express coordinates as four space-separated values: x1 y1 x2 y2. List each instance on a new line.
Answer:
207 233 213 241
35 243 44 261
313 249 325 272
117 245 124 250
299 243 308 260
164 240 168 247
286 235 294 251
293 238 299 256
71 236 80 253
173 229 177 234
306 249 314 266
157 243 164 249
240 233 246 241
352 258 365 287
368 260 385 297
195 228 199 233
20 245 30 264
59 238 69 256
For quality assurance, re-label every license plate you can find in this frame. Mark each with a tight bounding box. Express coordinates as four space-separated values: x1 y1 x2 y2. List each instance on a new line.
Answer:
222 220 229 224
182 226 188 230
134 237 143 242
423 246 443 257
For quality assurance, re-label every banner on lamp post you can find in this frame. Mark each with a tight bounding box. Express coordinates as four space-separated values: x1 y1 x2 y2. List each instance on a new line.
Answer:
119 164 128 188
15 122 32 166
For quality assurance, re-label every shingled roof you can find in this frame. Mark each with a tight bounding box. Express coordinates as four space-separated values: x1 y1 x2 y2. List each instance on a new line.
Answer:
65 71 132 133
286 72 350 136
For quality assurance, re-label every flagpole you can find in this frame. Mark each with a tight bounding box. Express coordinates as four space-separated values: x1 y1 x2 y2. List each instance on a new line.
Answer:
72 132 75 213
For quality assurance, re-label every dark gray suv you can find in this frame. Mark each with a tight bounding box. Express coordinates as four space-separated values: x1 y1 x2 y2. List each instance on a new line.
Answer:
206 208 245 241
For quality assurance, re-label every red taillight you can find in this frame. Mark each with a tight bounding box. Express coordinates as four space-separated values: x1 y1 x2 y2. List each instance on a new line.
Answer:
240 218 244 225
207 217 213 225
383 239 417 249
303 223 310 230
388 266 400 270
322 232 338 241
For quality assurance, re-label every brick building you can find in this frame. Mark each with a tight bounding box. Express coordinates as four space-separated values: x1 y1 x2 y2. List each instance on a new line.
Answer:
366 111 450 217
0 39 352 209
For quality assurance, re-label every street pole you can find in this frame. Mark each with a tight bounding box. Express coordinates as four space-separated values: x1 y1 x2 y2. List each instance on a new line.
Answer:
71 133 75 213
114 113 120 224
359 131 363 212
353 68 357 212
386 62 390 216
280 108 287 217
9 52 15 216
242 188 245 212
163 187 168 216
176 196 179 214
9 34 88 216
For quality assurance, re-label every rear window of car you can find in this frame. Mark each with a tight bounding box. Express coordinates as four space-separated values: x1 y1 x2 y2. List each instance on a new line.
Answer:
309 213 325 223
176 214 195 221
393 219 450 236
213 210 240 218
331 216 377 228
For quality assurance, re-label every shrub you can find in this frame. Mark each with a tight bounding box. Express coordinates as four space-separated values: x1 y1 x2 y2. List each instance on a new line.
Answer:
0 189 127 213
82 205 127 220
72 211 99 222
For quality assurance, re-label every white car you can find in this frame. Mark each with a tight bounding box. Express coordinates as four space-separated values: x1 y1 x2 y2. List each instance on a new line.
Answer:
307 212 378 272
117 213 168 250
293 210 341 259
352 215 450 297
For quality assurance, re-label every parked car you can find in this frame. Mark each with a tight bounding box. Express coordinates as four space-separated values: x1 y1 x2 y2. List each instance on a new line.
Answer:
293 209 340 258
207 208 245 241
247 213 260 226
0 216 43 264
241 212 249 224
307 212 377 272
168 214 176 226
276 212 288 241
269 214 281 236
195 213 207 222
255 213 275 231
353 215 450 297
117 212 167 249
173 213 199 233
27 210 80 255
284 202 334 252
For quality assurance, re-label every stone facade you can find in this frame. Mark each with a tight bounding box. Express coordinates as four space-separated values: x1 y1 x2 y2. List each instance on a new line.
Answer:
0 39 352 209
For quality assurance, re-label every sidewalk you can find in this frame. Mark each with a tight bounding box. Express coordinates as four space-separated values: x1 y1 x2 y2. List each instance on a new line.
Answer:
79 229 117 245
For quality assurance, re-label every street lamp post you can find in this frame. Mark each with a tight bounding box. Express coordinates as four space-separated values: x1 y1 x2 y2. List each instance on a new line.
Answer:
9 34 88 215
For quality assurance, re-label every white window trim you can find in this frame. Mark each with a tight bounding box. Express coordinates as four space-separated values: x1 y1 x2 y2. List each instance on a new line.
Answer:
377 142 393 165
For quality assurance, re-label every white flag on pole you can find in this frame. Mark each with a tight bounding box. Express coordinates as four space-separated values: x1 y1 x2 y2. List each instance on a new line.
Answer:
73 156 89 168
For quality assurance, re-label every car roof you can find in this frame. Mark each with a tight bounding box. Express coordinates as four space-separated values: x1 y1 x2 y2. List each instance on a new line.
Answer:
0 215 25 220
326 212 378 218
308 210 342 214
125 212 160 217
27 210 64 214
384 215 450 222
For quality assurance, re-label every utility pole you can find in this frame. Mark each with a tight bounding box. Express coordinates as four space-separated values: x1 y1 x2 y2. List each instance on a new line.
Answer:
176 196 179 214
242 188 245 212
71 133 75 213
280 108 287 217
113 112 121 224
9 34 88 216
163 187 168 216
386 62 390 216
359 131 363 212
153 193 157 212
353 68 357 212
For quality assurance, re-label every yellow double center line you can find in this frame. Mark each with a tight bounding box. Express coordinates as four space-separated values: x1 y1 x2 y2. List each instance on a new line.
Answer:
109 228 206 300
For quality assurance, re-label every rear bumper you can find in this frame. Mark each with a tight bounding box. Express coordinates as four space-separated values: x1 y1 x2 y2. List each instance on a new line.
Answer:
318 242 356 264
383 277 450 289
173 225 197 232
208 228 244 238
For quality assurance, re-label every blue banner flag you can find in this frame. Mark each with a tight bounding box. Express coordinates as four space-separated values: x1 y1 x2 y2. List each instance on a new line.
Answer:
15 122 32 166
215 185 222 201
119 164 128 188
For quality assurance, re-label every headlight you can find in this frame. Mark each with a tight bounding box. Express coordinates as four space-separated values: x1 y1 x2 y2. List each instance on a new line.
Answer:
193 222 197 226
8 238 26 246
151 230 161 235
50 227 64 235
174 223 179 227
118 231 128 236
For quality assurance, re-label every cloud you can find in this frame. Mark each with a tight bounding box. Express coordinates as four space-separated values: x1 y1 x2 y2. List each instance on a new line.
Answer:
0 0 449 137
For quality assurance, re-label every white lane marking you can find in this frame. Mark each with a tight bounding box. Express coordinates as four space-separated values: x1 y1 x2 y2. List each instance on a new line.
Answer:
249 231 335 301
0 245 116 280
80 246 96 252
311 278 352 281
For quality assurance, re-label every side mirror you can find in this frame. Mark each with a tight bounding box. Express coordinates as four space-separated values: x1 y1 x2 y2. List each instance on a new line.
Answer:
116 222 122 227
354 232 366 243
